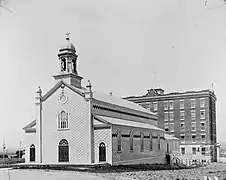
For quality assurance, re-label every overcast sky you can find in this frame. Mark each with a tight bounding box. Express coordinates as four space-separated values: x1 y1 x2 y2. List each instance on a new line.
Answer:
0 0 226 150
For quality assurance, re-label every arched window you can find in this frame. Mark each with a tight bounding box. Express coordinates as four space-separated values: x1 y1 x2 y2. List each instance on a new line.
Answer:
30 144 35 162
72 59 77 74
58 111 69 129
58 139 69 162
117 129 122 152
129 131 133 151
99 142 106 162
140 133 144 152
61 58 66 71
158 134 161 150
150 133 153 151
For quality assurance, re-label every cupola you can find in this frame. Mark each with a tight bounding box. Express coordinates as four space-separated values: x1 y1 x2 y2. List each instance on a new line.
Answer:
53 33 83 89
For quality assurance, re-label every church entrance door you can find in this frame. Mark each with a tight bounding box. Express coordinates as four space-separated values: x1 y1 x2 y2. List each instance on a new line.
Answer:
30 144 35 162
99 142 106 162
58 139 69 162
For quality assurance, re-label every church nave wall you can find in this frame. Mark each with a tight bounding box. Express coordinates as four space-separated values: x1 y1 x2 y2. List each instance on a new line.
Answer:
111 125 166 165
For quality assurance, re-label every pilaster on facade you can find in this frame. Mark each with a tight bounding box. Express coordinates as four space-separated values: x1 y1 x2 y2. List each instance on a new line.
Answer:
35 86 42 163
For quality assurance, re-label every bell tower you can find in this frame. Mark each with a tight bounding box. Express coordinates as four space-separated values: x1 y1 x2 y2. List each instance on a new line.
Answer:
53 33 83 89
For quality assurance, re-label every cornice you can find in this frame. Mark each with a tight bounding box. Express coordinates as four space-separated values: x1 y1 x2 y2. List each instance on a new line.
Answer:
125 91 217 103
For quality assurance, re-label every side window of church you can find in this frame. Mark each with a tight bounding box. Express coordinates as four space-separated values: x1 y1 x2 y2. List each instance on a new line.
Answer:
158 134 161 150
58 111 69 129
129 131 133 152
117 129 122 152
140 133 144 152
150 133 153 151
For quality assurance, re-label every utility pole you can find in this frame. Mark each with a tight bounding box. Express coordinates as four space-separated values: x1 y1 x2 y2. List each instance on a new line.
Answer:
154 72 156 89
3 140 5 164
19 141 21 162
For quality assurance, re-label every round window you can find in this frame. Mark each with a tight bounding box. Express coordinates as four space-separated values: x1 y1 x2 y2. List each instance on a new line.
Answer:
59 94 67 104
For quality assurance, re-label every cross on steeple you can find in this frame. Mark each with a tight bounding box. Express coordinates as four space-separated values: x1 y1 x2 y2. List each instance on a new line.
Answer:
65 32 70 40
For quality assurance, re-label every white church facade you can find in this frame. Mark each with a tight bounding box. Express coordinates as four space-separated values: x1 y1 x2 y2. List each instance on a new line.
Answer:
23 35 179 165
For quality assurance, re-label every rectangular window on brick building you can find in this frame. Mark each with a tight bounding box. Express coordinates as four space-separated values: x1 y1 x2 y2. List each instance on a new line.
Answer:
180 134 185 143
180 111 185 120
164 101 168 110
191 122 196 131
191 110 196 121
164 123 169 132
180 123 185 131
200 98 205 108
200 110 205 119
192 147 196 155
181 147 185 155
169 123 174 132
180 100 184 109
191 99 196 108
201 122 205 131
169 101 174 110
192 135 196 143
201 134 206 142
153 102 158 111
169 112 174 121
201 147 206 155
164 112 168 121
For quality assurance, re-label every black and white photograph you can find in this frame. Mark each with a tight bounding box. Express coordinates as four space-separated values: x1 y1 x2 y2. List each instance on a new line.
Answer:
0 0 226 179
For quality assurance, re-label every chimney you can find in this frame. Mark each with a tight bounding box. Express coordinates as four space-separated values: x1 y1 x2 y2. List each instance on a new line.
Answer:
154 88 164 95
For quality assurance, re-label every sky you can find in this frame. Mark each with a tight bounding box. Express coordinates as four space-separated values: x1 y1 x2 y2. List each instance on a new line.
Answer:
0 0 226 151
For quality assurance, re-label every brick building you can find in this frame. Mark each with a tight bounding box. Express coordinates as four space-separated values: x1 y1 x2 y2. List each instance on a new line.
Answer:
124 88 217 163
22 35 179 165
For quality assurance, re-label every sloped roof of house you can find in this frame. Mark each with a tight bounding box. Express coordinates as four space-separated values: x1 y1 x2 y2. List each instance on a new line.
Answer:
95 115 164 131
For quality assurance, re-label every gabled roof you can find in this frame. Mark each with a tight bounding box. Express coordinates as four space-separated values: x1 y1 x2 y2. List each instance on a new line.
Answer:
92 91 156 116
43 80 156 116
95 115 164 131
23 119 36 130
42 80 86 101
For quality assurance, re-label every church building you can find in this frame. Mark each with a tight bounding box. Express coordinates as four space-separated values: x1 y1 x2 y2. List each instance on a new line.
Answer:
23 34 177 165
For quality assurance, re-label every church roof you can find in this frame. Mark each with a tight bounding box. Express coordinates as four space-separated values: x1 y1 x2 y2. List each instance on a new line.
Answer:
95 115 163 131
92 91 157 116
22 119 36 130
45 80 157 116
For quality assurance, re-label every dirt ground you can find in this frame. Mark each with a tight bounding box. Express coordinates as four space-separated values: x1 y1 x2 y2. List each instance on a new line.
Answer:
96 163 226 180
0 163 226 180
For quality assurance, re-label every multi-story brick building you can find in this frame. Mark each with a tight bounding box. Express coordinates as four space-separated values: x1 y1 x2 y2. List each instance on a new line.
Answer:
124 88 217 163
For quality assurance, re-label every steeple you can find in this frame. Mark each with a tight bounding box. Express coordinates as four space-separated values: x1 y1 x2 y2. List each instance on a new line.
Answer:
53 33 83 89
